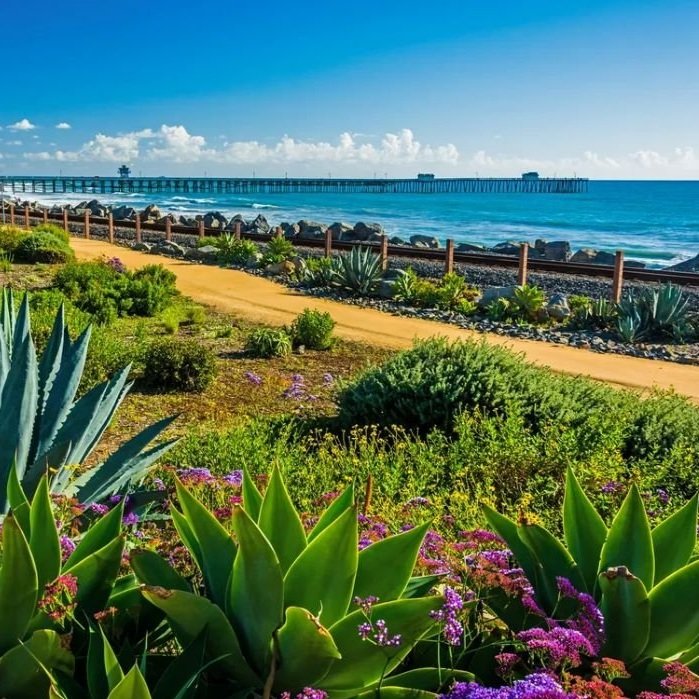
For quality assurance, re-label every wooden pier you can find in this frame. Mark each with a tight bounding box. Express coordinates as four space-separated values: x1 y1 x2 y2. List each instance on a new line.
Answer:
1 175 588 196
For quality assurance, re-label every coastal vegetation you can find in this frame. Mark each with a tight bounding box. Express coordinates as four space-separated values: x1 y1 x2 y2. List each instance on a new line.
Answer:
2 231 699 697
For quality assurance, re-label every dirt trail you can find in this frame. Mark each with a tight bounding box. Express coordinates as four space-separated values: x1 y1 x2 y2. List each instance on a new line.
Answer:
72 238 699 401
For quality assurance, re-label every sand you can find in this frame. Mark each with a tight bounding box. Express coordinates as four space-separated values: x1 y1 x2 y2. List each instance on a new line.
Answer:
71 238 699 401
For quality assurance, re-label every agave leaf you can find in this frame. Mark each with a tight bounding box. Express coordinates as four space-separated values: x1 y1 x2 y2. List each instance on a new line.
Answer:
651 494 698 585
563 468 607 593
174 480 236 607
258 466 306 573
131 549 191 592
599 567 650 664
353 523 429 603
274 606 341 691
0 516 38 654
152 629 208 699
87 623 124 698
29 476 61 591
308 483 355 542
402 575 443 599
36 304 66 408
0 629 74 699
6 464 31 535
228 506 284 676
646 560 699 659
64 535 126 614
142 586 260 687
599 485 654 590
107 665 151 699
384 668 475 691
284 506 358 627
322 597 442 691
241 468 263 521
64 500 124 569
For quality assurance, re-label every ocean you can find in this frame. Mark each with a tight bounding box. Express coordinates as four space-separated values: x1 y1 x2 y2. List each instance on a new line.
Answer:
5 180 699 268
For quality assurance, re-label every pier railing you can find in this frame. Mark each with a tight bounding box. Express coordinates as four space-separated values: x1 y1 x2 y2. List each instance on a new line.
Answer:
2 174 589 195
6 205 699 299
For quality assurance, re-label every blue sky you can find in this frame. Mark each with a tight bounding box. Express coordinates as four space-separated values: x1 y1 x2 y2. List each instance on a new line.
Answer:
2 0 698 178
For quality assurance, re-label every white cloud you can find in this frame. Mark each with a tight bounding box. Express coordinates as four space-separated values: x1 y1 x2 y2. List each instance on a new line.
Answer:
23 151 52 161
55 122 71 129
5 140 22 147
146 125 212 162
8 118 36 131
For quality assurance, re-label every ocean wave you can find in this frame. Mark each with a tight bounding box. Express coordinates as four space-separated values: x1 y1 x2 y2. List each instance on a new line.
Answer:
251 203 280 209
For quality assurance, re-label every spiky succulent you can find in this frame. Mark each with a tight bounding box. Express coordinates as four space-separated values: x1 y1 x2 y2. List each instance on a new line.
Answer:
331 246 384 295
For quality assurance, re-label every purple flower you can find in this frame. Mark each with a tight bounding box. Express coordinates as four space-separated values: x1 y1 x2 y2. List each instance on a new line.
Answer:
152 477 165 490
178 467 214 485
88 503 110 515
244 371 263 385
60 535 76 562
280 689 328 699
105 257 127 273
441 673 571 699
224 470 243 487
357 621 373 640
430 586 464 645
353 595 379 614
109 494 123 504
657 488 670 505
405 496 431 508
555 577 605 654
517 626 595 669
122 512 140 526
601 481 624 494
322 373 334 385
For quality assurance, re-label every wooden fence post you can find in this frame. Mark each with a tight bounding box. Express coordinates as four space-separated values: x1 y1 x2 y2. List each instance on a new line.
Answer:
517 243 529 286
43 208 48 224
198 219 205 238
445 239 455 275
83 210 90 239
379 235 389 271
275 226 283 239
234 222 241 240
135 214 142 243
612 250 624 303
324 229 333 258
9 204 15 226
108 213 115 244
24 206 30 230
165 218 172 242
62 209 68 233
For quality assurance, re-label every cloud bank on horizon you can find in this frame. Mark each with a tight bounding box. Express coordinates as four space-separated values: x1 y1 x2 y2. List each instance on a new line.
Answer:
3 120 699 179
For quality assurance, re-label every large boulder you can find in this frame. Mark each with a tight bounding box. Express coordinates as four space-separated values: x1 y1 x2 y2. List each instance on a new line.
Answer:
157 214 178 225
328 221 354 241
85 199 106 217
204 211 228 229
542 240 571 262
570 248 616 266
141 204 161 221
410 234 440 249
132 242 152 252
479 286 518 308
249 214 270 235
456 242 486 253
265 260 296 276
179 216 198 227
667 254 699 272
185 245 220 262
224 214 247 231
353 221 385 242
152 240 185 257
112 205 137 220
280 221 300 238
490 241 522 256
546 293 571 321
298 220 327 240
389 236 407 246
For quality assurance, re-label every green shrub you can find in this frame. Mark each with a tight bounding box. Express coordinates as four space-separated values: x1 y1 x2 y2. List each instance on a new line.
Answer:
15 231 74 263
289 308 336 350
0 225 28 253
0 251 13 273
142 338 217 392
297 256 336 287
568 296 617 330
245 327 292 357
260 236 295 266
512 284 546 321
218 235 259 265
392 267 418 302
331 246 383 295
197 236 221 248
33 222 70 242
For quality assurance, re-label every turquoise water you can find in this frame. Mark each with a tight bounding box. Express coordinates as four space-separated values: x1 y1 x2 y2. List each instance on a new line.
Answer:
14 180 699 268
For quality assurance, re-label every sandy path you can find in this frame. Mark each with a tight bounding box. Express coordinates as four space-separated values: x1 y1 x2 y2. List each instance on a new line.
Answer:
72 238 699 400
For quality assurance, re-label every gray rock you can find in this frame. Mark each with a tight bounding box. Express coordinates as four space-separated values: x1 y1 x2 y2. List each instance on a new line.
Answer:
132 242 152 252
376 280 396 299
204 211 228 229
542 240 571 262
157 214 178 225
353 221 385 242
185 245 220 261
85 199 106 217
490 241 523 256
298 220 327 240
249 214 270 235
265 260 296 276
546 292 571 320
667 254 699 272
281 222 300 238
152 241 185 257
389 236 407 245
410 234 440 248
479 286 518 307
456 243 486 253
570 248 616 266
328 221 354 241
141 204 161 221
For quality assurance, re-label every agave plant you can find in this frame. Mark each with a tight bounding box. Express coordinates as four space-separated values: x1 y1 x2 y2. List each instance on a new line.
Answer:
616 283 692 343
332 246 383 295
0 289 178 511
485 468 699 688
512 285 545 322
0 474 125 697
136 468 457 696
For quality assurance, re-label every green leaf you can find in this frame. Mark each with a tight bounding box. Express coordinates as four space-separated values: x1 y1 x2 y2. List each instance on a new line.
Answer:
518 523 586 610
384 668 475 691
258 466 306 573
599 567 650 663
599 485 654 590
355 689 436 699
651 494 698 584
0 516 38 654
175 480 236 607
274 606 341 692
64 535 125 614
7 464 31 535
29 476 61 592
322 597 442 692
402 575 442 599
563 467 607 592
483 505 541 597
152 630 208 699
354 523 429 603
284 506 358 627
242 469 262 521
228 506 284 676
308 483 355 542
107 665 151 699
87 624 124 698
0 629 74 699
646 560 699 659
142 587 259 687
64 500 124 570
131 549 190 592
